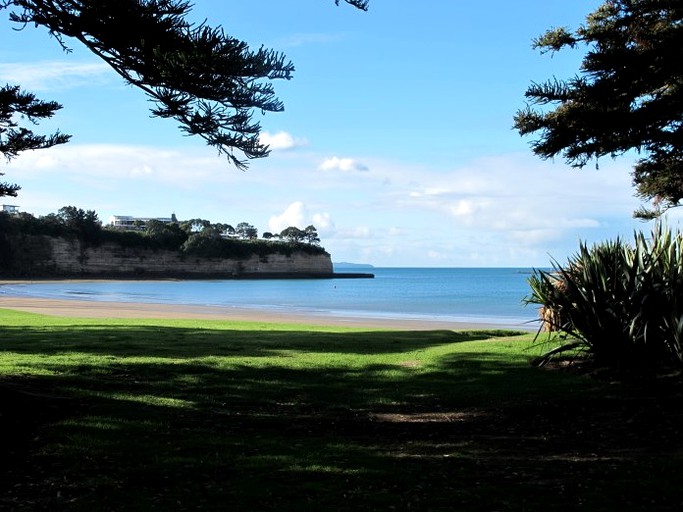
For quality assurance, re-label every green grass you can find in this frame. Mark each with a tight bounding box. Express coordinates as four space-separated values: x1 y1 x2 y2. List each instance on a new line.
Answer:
1 309 682 511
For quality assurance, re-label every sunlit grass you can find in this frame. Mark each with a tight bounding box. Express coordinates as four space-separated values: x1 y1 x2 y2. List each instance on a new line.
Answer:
2 308 679 510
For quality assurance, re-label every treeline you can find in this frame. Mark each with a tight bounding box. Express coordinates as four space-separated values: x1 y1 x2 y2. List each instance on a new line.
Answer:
0 206 328 259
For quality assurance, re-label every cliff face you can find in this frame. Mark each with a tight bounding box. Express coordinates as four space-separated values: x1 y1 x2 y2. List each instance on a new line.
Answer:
1 235 334 278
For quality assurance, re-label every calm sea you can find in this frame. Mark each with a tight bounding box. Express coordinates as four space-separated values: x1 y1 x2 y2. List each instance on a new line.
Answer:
0 268 541 329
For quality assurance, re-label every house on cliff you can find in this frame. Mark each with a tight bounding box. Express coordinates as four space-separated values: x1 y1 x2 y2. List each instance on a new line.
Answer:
108 214 175 231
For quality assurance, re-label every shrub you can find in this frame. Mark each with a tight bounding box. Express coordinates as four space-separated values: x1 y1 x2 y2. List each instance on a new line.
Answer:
526 224 683 373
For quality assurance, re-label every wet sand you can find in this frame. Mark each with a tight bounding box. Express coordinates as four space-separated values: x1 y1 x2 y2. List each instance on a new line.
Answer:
0 294 535 331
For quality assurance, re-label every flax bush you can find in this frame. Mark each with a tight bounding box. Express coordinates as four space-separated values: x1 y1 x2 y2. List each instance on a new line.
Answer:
526 225 683 372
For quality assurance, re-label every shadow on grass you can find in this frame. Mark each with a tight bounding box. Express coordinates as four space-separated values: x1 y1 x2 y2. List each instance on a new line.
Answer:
2 323 683 511
0 323 521 356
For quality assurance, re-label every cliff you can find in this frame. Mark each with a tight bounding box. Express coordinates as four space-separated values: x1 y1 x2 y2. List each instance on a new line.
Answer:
0 235 336 279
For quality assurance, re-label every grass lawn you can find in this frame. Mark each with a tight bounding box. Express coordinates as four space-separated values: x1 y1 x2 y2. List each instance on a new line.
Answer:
1 309 682 511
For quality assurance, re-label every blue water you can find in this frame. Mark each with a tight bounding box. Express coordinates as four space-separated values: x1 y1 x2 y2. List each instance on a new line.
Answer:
0 268 541 329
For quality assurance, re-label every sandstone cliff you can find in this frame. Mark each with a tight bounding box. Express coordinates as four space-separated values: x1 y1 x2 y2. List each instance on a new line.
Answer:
1 235 335 278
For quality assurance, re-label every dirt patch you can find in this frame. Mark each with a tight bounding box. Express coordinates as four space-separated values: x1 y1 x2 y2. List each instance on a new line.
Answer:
370 411 483 423
397 360 422 368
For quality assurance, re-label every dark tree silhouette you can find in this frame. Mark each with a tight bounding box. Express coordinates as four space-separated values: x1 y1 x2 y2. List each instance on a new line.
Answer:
0 0 368 195
0 85 70 196
514 0 683 218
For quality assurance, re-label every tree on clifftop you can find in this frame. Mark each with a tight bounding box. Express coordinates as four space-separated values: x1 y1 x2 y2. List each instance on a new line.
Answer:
303 225 321 246
236 222 258 240
0 0 368 196
514 0 683 218
56 205 101 243
280 225 321 245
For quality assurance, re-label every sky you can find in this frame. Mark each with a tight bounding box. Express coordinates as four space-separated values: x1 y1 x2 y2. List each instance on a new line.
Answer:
1 0 678 267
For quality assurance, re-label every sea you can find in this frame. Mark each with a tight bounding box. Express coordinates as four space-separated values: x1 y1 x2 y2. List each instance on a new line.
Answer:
0 267 542 330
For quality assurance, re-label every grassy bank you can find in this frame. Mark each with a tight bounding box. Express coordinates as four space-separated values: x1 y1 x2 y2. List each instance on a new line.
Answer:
1 310 682 510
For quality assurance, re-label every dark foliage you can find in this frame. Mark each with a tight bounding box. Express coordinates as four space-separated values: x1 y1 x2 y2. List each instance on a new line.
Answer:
1 0 367 171
179 231 326 259
527 225 683 373
0 84 70 196
56 206 102 244
514 0 683 218
3 0 292 169
0 207 328 261
0 1 367 198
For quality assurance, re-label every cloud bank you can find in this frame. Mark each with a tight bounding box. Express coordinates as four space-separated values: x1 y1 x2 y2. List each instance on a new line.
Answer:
259 131 308 151
319 156 369 172
0 60 113 90
267 201 335 236
6 141 650 267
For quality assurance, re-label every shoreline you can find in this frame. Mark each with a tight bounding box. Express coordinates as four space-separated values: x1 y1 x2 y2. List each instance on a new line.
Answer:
0 278 538 331
0 271 375 281
0 295 536 331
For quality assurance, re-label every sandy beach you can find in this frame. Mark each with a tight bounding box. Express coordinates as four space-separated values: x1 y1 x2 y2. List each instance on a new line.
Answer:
0 294 534 331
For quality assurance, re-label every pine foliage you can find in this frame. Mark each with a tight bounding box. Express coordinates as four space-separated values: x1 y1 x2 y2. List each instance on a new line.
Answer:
0 84 70 196
514 0 683 218
4 0 297 170
0 0 368 194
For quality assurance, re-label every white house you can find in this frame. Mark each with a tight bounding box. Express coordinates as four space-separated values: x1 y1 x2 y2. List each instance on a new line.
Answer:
108 215 174 230
1 205 19 214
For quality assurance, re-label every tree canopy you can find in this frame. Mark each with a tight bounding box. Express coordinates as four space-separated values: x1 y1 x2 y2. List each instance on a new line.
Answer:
1 205 327 260
0 84 70 196
514 0 683 218
0 0 368 196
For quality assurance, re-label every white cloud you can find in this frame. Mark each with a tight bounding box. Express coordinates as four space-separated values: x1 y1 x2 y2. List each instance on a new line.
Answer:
337 226 373 239
449 199 482 220
268 202 307 233
0 60 113 90
388 227 406 237
312 212 335 235
319 156 369 172
267 202 337 236
8 143 224 184
399 153 641 241
131 164 155 177
259 131 308 151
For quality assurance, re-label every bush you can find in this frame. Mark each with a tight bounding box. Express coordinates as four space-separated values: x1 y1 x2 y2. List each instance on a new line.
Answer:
526 224 683 373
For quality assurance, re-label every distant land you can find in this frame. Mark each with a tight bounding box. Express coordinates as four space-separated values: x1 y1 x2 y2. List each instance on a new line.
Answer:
333 262 375 269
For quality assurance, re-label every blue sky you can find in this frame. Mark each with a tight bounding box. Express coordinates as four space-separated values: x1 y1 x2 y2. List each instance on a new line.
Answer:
0 0 674 267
